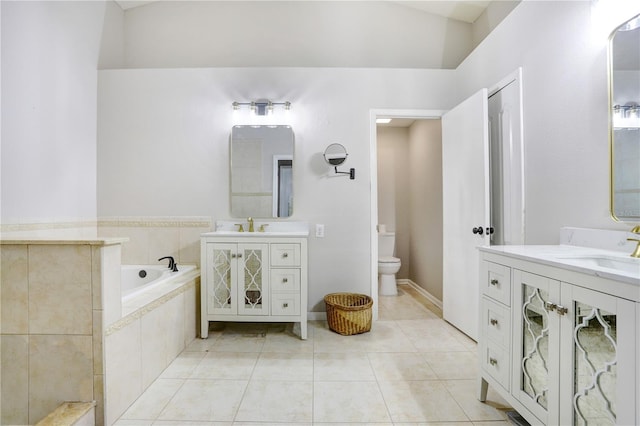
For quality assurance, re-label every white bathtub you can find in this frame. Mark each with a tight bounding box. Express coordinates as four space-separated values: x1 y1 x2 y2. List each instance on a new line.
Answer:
121 264 197 302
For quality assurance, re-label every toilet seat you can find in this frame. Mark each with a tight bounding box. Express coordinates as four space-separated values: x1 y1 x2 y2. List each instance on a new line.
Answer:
379 256 400 263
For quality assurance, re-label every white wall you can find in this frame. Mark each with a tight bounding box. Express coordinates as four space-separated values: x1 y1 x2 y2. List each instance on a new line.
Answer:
122 1 473 69
455 0 640 243
0 0 124 225
97 68 456 311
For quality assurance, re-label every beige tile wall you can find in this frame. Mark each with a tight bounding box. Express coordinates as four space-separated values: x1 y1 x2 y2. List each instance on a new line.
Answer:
0 242 122 426
1 218 204 425
104 278 198 425
97 217 212 267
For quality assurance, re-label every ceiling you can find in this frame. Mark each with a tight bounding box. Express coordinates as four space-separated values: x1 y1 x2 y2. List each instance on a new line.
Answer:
114 0 492 24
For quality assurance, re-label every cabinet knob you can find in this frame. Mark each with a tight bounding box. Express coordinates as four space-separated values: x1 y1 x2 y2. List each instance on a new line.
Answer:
545 302 557 312
490 279 499 286
489 358 498 366
231 254 237 258
282 253 289 258
237 253 243 258
283 303 289 308
282 278 288 283
490 318 498 326
556 305 568 316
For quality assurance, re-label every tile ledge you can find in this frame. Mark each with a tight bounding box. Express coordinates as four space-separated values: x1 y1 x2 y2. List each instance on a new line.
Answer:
35 401 96 426
0 237 129 245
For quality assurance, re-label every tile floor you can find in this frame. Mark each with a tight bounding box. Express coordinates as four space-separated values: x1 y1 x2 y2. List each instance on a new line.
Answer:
114 285 512 425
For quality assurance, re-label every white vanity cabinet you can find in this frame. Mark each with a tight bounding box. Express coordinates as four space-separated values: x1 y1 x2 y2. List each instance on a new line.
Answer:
200 234 308 339
478 247 639 426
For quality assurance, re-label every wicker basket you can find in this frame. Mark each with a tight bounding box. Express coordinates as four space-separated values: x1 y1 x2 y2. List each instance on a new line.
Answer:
324 293 373 336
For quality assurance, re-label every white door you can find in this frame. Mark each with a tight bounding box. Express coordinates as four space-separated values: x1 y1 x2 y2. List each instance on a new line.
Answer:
442 88 490 340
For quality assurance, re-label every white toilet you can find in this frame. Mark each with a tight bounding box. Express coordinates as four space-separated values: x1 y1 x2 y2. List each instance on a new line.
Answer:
378 228 401 296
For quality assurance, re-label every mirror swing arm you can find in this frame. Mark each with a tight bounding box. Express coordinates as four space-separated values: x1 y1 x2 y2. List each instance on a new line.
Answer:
334 166 355 180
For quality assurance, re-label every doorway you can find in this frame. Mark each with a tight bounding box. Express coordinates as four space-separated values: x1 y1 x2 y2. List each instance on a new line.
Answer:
370 69 524 327
369 109 445 320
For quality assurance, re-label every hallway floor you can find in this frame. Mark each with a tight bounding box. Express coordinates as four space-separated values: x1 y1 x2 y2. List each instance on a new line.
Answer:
114 285 511 425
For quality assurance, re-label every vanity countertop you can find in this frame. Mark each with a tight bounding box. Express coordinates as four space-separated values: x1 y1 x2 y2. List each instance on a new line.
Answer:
203 231 309 237
479 244 640 287
207 220 310 237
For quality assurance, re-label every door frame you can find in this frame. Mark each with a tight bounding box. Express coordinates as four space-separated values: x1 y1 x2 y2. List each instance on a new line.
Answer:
369 109 446 320
488 67 526 244
272 154 293 217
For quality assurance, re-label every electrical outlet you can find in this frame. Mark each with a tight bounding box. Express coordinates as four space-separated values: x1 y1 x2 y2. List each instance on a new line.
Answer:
315 224 325 238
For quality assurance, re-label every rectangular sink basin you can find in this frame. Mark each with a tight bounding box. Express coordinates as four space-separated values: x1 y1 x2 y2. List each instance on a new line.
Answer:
204 230 309 237
558 255 640 275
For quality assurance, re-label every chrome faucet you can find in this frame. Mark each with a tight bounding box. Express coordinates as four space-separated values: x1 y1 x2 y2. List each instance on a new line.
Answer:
627 226 640 258
248 217 255 232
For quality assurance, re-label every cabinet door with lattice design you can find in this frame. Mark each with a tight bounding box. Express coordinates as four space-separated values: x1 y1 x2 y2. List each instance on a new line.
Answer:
512 270 561 424
206 243 237 315
237 243 269 316
559 284 637 426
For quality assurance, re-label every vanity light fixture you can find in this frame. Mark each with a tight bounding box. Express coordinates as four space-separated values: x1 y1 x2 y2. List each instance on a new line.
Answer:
613 103 640 128
232 99 291 116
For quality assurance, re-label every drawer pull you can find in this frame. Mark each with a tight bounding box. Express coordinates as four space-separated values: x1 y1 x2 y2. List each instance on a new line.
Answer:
283 303 289 308
490 279 499 286
490 318 498 326
283 278 288 283
489 357 498 366
282 253 289 258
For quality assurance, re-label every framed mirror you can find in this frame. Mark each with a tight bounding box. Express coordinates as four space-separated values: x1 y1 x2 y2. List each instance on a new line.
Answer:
609 14 640 221
230 125 294 218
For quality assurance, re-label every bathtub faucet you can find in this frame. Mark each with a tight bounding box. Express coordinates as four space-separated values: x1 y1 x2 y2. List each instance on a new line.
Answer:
158 256 178 272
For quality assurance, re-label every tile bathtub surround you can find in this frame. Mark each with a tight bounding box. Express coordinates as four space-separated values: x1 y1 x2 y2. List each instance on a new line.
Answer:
0 240 123 426
114 286 511 425
104 276 199 425
97 216 212 266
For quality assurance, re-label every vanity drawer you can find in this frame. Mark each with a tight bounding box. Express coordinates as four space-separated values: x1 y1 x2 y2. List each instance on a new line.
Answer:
271 293 300 316
482 261 511 306
482 297 511 348
270 244 301 267
482 341 510 391
270 269 301 292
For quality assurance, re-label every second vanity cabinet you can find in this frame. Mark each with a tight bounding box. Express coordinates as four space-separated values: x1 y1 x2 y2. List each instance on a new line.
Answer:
478 247 639 426
200 234 308 339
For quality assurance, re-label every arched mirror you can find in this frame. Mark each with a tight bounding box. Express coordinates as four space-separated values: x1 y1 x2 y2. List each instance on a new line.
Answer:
609 13 640 221
230 125 294 218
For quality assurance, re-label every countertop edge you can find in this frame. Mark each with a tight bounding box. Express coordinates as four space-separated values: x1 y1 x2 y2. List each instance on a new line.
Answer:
478 245 640 286
0 237 130 245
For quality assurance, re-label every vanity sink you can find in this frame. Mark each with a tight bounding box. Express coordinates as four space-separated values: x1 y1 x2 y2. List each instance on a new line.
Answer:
206 230 309 237
207 221 310 237
557 255 640 274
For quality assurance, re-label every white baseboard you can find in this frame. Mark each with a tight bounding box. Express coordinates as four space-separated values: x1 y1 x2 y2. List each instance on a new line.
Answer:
397 279 443 310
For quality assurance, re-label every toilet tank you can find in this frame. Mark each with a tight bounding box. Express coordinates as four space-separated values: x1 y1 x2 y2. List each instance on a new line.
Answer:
378 232 396 257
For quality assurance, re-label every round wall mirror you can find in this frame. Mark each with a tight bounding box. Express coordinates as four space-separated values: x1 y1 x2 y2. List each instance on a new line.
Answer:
324 143 348 165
